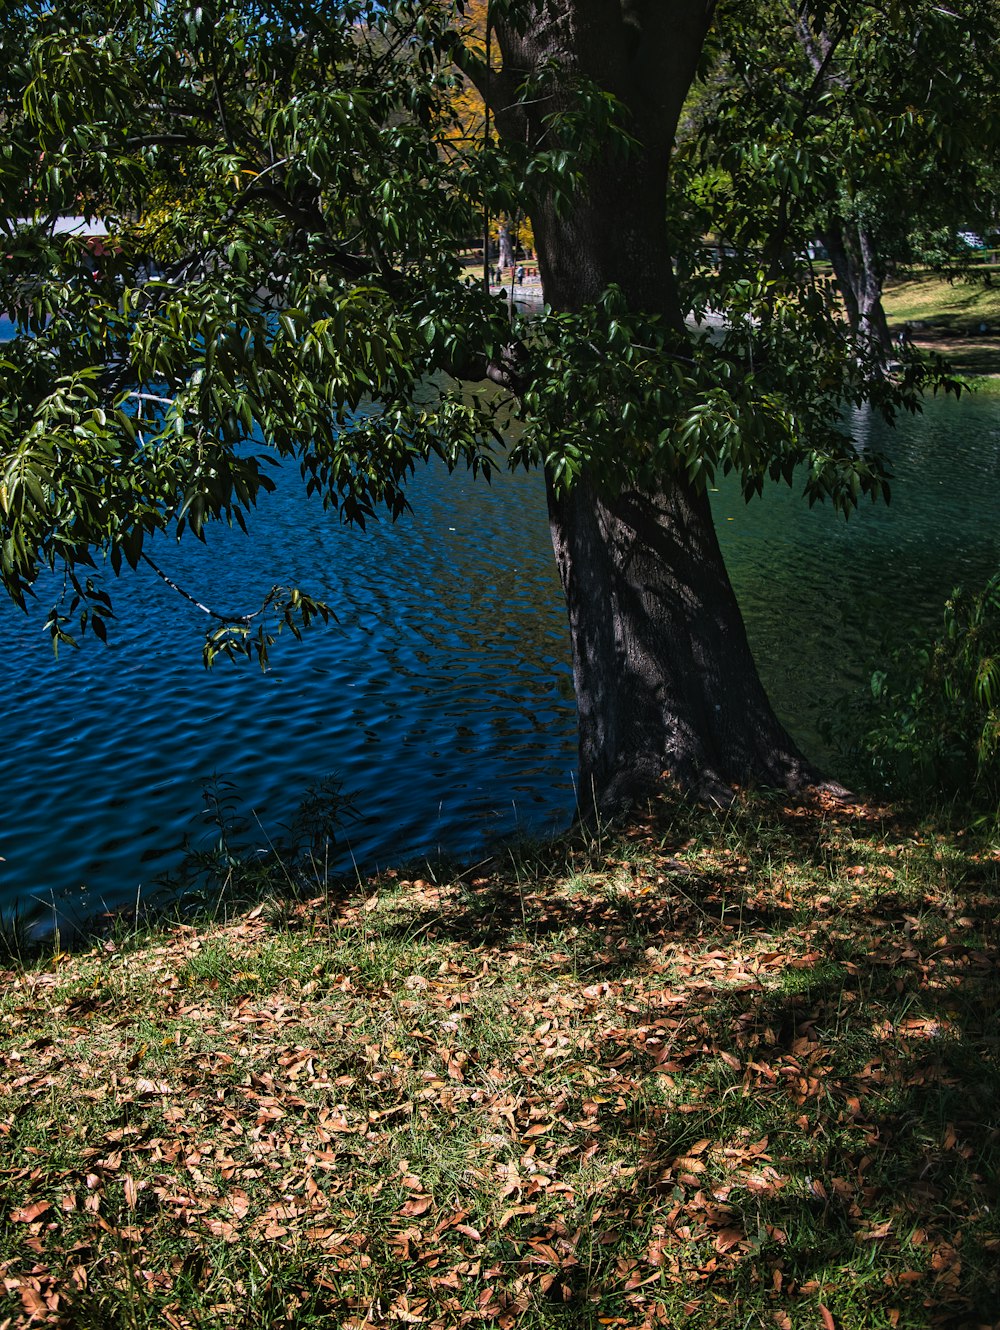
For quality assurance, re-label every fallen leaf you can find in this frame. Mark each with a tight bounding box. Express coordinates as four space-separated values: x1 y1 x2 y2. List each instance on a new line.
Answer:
398 1195 433 1217
714 1228 744 1253
135 1077 172 1096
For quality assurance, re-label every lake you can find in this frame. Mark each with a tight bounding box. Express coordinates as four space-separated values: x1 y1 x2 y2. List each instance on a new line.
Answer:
1 381 999 930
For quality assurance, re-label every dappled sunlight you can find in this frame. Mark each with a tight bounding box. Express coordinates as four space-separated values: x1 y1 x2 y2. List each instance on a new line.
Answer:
1 795 997 1326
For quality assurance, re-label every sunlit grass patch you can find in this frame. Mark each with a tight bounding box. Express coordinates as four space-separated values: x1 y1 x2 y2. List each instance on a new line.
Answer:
882 269 1000 330
881 269 1000 379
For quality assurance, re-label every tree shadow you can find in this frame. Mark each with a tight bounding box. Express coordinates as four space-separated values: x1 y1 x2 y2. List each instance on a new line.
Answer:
911 324 1000 377
369 798 1000 1324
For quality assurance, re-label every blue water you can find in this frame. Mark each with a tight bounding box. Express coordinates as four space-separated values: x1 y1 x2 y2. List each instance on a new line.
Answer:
1 365 999 926
0 455 577 926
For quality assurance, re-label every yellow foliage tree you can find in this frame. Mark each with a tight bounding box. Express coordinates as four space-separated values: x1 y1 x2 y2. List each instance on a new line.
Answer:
450 0 534 262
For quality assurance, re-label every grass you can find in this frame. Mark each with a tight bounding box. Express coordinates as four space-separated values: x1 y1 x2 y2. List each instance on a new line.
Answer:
881 270 1000 332
2 791 999 1328
880 270 1000 381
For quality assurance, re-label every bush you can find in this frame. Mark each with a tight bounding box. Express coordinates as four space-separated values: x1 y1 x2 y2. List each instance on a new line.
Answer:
860 574 1000 803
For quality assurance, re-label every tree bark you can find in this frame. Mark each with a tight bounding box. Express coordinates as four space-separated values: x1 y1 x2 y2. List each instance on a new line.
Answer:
822 218 893 359
483 0 823 811
547 473 820 811
497 218 514 270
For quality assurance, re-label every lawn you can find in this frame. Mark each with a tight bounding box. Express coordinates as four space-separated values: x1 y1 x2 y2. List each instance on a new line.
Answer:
873 270 1000 381
881 271 1000 334
2 793 998 1328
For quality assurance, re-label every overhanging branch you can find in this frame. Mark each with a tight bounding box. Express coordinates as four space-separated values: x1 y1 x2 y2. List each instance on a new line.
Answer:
141 551 253 625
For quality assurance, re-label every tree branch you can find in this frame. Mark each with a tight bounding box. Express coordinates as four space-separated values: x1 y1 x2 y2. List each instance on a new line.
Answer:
124 133 213 149
141 551 255 624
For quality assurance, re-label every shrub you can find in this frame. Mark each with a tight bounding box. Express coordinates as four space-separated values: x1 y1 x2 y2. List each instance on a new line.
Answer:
860 573 1000 803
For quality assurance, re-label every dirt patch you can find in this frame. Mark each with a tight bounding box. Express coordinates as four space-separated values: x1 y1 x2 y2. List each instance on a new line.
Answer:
896 324 1000 378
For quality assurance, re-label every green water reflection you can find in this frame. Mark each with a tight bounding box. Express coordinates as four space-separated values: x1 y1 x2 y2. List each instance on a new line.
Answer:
714 397 1000 773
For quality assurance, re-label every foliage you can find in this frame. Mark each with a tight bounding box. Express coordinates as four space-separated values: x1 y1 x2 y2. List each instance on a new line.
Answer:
0 0 975 663
446 0 535 256
683 0 1000 279
0 0 508 662
860 574 1000 803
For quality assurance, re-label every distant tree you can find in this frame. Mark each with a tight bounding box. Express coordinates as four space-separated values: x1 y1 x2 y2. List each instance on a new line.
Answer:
688 0 1000 358
0 1 979 813
443 0 533 267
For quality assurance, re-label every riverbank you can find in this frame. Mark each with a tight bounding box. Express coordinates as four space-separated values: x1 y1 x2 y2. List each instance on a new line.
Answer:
2 791 998 1328
462 262 1000 385
881 270 1000 385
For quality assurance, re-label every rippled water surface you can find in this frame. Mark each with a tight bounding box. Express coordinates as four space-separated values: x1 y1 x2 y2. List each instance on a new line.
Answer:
717 399 1000 757
1 385 999 925
0 449 578 925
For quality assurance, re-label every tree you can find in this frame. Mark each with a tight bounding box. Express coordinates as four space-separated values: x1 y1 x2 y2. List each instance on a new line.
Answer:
440 0 533 272
0 0 973 816
687 0 1000 359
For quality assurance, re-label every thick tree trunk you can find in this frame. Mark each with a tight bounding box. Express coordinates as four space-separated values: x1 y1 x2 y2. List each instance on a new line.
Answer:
547 473 820 811
822 219 893 358
482 0 825 810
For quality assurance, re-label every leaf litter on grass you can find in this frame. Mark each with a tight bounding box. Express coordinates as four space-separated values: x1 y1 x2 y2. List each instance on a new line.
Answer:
1 793 999 1329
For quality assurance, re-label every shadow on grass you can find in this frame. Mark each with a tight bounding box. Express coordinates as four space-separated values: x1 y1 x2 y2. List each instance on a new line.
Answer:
909 325 1000 377
369 798 1000 1326
5 794 998 1327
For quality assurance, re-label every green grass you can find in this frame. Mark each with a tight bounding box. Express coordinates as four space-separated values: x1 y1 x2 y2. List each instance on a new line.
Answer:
882 269 1000 330
882 270 1000 379
1 793 999 1328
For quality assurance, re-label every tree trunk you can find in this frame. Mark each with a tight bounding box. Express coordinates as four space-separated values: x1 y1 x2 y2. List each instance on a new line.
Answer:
822 219 893 358
547 473 820 812
532 176 822 810
484 0 825 811
497 218 514 271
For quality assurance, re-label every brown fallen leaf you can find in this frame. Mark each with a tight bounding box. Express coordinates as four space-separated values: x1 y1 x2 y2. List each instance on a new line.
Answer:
135 1076 172 1096
499 1205 537 1229
9 1200 51 1224
19 1284 50 1319
714 1228 744 1254
522 1123 551 1139
203 1217 239 1242
398 1194 433 1217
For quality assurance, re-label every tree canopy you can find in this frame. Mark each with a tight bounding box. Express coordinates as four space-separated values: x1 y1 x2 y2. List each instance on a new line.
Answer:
1 0 994 807
1 0 510 660
684 0 1000 354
